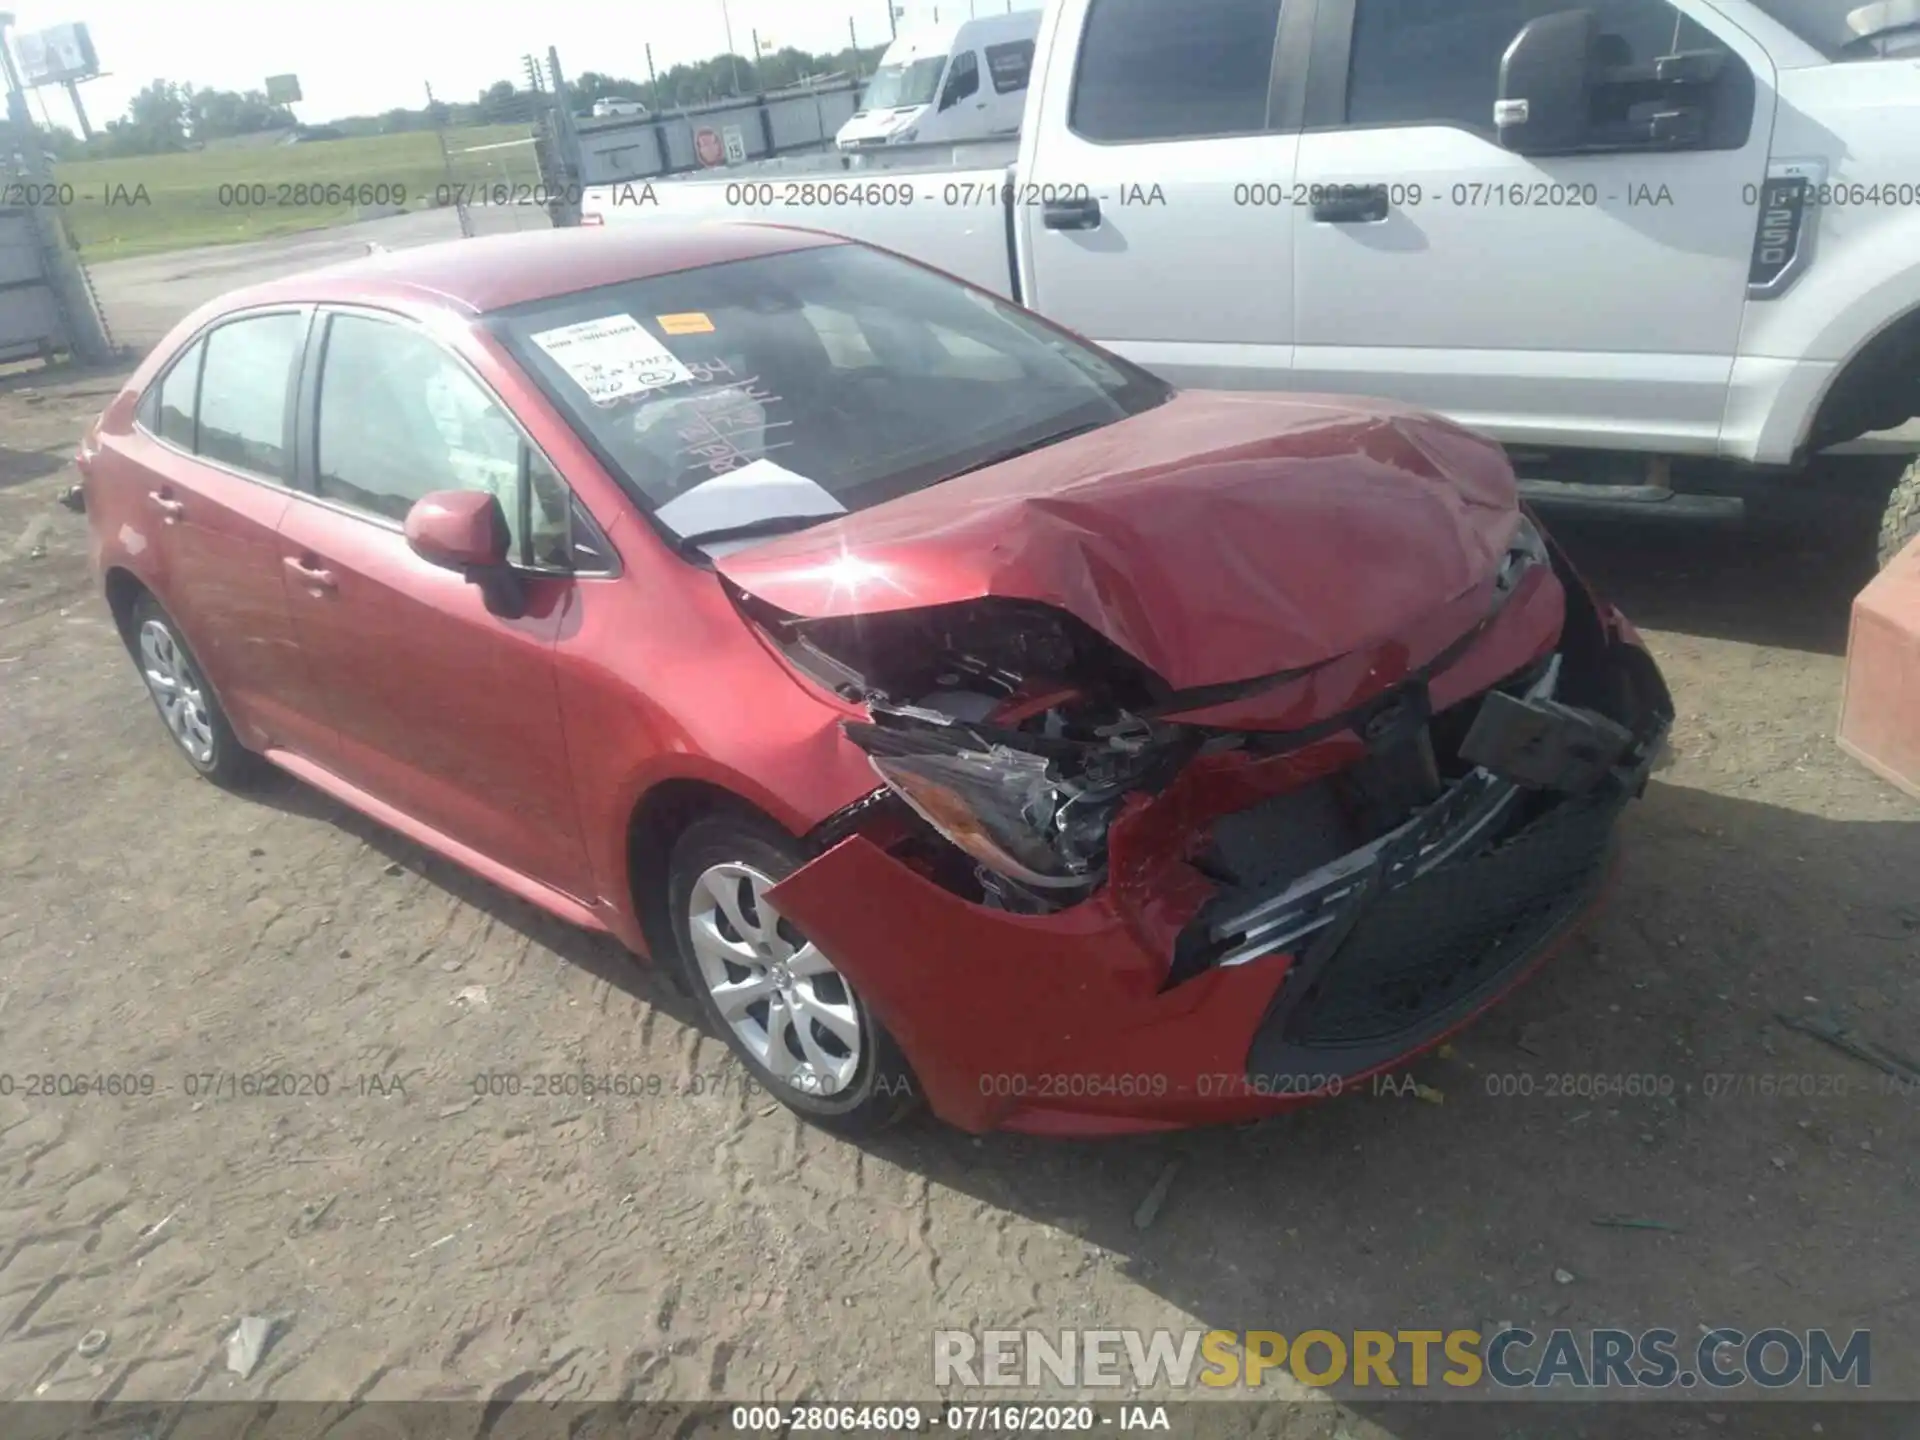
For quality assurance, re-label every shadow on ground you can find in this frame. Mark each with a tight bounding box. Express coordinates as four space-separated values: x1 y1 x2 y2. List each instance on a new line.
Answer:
1540 490 1887 657
230 765 704 1034
0 443 77 493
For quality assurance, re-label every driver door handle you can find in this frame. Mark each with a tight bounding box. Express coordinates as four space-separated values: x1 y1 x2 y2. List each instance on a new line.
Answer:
284 555 338 593
1042 195 1102 231
148 489 185 522
1311 185 1390 224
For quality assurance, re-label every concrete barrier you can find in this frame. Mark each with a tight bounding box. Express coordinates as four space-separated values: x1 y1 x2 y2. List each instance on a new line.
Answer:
1839 533 1920 799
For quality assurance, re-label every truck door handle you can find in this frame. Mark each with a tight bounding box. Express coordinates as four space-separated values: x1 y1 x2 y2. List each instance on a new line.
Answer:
1311 185 1390 224
284 555 337 593
1041 195 1102 231
148 489 185 522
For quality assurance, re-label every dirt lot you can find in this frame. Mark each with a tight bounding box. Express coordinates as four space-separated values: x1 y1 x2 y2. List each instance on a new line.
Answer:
2 367 1917 1438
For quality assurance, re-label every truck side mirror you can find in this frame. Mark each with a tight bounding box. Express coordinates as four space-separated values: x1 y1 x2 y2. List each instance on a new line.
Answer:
1495 10 1597 155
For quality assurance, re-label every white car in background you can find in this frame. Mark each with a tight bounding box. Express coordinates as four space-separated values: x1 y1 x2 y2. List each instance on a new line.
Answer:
591 97 650 119
837 10 1041 149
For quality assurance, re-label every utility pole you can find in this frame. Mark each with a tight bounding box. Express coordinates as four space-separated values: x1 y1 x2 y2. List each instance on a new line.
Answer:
646 43 660 110
888 2 898 39
0 10 111 363
719 0 742 94
545 46 585 226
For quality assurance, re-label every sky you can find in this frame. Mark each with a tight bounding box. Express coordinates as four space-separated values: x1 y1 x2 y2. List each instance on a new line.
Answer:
7 0 1043 133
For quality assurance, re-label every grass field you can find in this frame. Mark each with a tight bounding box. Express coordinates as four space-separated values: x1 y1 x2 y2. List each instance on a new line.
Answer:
53 125 541 261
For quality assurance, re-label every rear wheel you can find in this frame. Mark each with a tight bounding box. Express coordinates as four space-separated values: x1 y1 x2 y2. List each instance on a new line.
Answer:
667 814 920 1135
129 594 263 788
1880 458 1920 570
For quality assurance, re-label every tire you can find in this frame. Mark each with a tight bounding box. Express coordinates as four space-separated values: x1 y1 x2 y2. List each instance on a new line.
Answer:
127 594 264 789
1880 458 1920 570
667 813 921 1135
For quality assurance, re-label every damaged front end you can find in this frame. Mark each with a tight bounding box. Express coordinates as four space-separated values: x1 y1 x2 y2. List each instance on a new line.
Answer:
739 514 1671 1128
745 588 1205 912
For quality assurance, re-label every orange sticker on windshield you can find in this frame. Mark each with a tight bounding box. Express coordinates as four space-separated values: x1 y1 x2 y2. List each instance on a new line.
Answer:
658 312 716 335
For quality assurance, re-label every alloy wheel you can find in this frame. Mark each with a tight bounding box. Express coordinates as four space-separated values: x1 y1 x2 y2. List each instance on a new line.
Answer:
138 618 215 766
686 861 863 1099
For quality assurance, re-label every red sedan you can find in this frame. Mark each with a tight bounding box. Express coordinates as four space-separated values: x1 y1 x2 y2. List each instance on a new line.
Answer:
79 224 1671 1136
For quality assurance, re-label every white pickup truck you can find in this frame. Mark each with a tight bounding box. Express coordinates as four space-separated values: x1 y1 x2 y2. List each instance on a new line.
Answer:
581 0 1920 564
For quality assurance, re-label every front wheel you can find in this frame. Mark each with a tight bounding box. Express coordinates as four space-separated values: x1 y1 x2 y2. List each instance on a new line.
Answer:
128 594 263 788
1880 458 1920 570
667 814 920 1135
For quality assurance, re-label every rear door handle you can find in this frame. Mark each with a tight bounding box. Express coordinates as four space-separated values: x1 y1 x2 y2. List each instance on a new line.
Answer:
148 489 185 522
1041 195 1102 231
1311 185 1390 224
284 555 338 593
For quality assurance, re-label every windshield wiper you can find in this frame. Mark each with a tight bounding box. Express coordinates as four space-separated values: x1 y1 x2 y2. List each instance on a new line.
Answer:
943 420 1111 482
673 512 836 556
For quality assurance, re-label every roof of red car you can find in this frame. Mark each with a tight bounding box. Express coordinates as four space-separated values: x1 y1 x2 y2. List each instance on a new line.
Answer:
225 222 845 317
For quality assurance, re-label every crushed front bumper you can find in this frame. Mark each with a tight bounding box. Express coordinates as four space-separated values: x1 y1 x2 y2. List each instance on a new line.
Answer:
765 581 1672 1136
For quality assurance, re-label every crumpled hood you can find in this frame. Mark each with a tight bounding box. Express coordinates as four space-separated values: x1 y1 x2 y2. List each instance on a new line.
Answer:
715 390 1522 692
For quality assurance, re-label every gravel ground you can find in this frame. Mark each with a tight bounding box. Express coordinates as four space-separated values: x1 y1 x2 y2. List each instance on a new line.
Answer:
1 368 1916 1439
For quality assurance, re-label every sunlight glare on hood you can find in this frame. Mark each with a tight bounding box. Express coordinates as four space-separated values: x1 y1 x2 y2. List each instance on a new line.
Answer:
788 547 912 606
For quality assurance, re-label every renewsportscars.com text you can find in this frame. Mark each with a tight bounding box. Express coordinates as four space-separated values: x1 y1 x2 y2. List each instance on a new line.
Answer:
933 1327 1871 1392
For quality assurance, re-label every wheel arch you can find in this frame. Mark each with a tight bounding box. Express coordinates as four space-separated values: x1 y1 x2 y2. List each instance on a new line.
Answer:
102 565 152 650
624 777 799 966
1801 300 1920 458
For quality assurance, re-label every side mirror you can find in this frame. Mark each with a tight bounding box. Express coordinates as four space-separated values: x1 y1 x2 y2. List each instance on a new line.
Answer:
404 490 526 618
1495 10 1596 155
406 489 509 569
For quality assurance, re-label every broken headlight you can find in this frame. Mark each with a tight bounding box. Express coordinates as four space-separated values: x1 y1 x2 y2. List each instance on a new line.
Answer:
1498 512 1551 596
865 744 1103 891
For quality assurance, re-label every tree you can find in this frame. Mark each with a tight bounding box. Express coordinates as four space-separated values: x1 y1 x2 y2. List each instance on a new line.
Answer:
183 33 897 150
123 79 189 151
185 86 295 141
475 80 525 124
573 70 653 107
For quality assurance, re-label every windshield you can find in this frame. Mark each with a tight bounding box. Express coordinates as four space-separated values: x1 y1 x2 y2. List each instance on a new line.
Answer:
857 57 946 111
1743 0 1896 56
489 243 1172 547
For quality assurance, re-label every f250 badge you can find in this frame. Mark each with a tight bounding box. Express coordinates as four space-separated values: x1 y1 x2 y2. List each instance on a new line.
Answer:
1748 159 1825 299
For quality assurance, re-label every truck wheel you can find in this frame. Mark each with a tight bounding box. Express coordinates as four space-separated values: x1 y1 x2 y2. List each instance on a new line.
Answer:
1879 459 1920 570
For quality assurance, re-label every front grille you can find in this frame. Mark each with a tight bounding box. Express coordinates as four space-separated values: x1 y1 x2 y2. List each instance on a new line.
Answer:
1244 783 1625 1083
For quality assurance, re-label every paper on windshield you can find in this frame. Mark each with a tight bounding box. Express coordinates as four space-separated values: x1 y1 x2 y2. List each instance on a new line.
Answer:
654 458 846 539
529 315 694 405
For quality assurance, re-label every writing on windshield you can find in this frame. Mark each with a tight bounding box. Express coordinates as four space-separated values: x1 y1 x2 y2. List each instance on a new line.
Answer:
492 242 1172 543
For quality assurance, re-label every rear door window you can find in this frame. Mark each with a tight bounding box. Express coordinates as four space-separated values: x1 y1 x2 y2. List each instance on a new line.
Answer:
1070 0 1286 142
152 339 204 450
195 314 304 479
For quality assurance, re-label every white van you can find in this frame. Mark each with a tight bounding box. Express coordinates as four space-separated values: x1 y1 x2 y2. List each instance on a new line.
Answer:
836 10 1041 150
